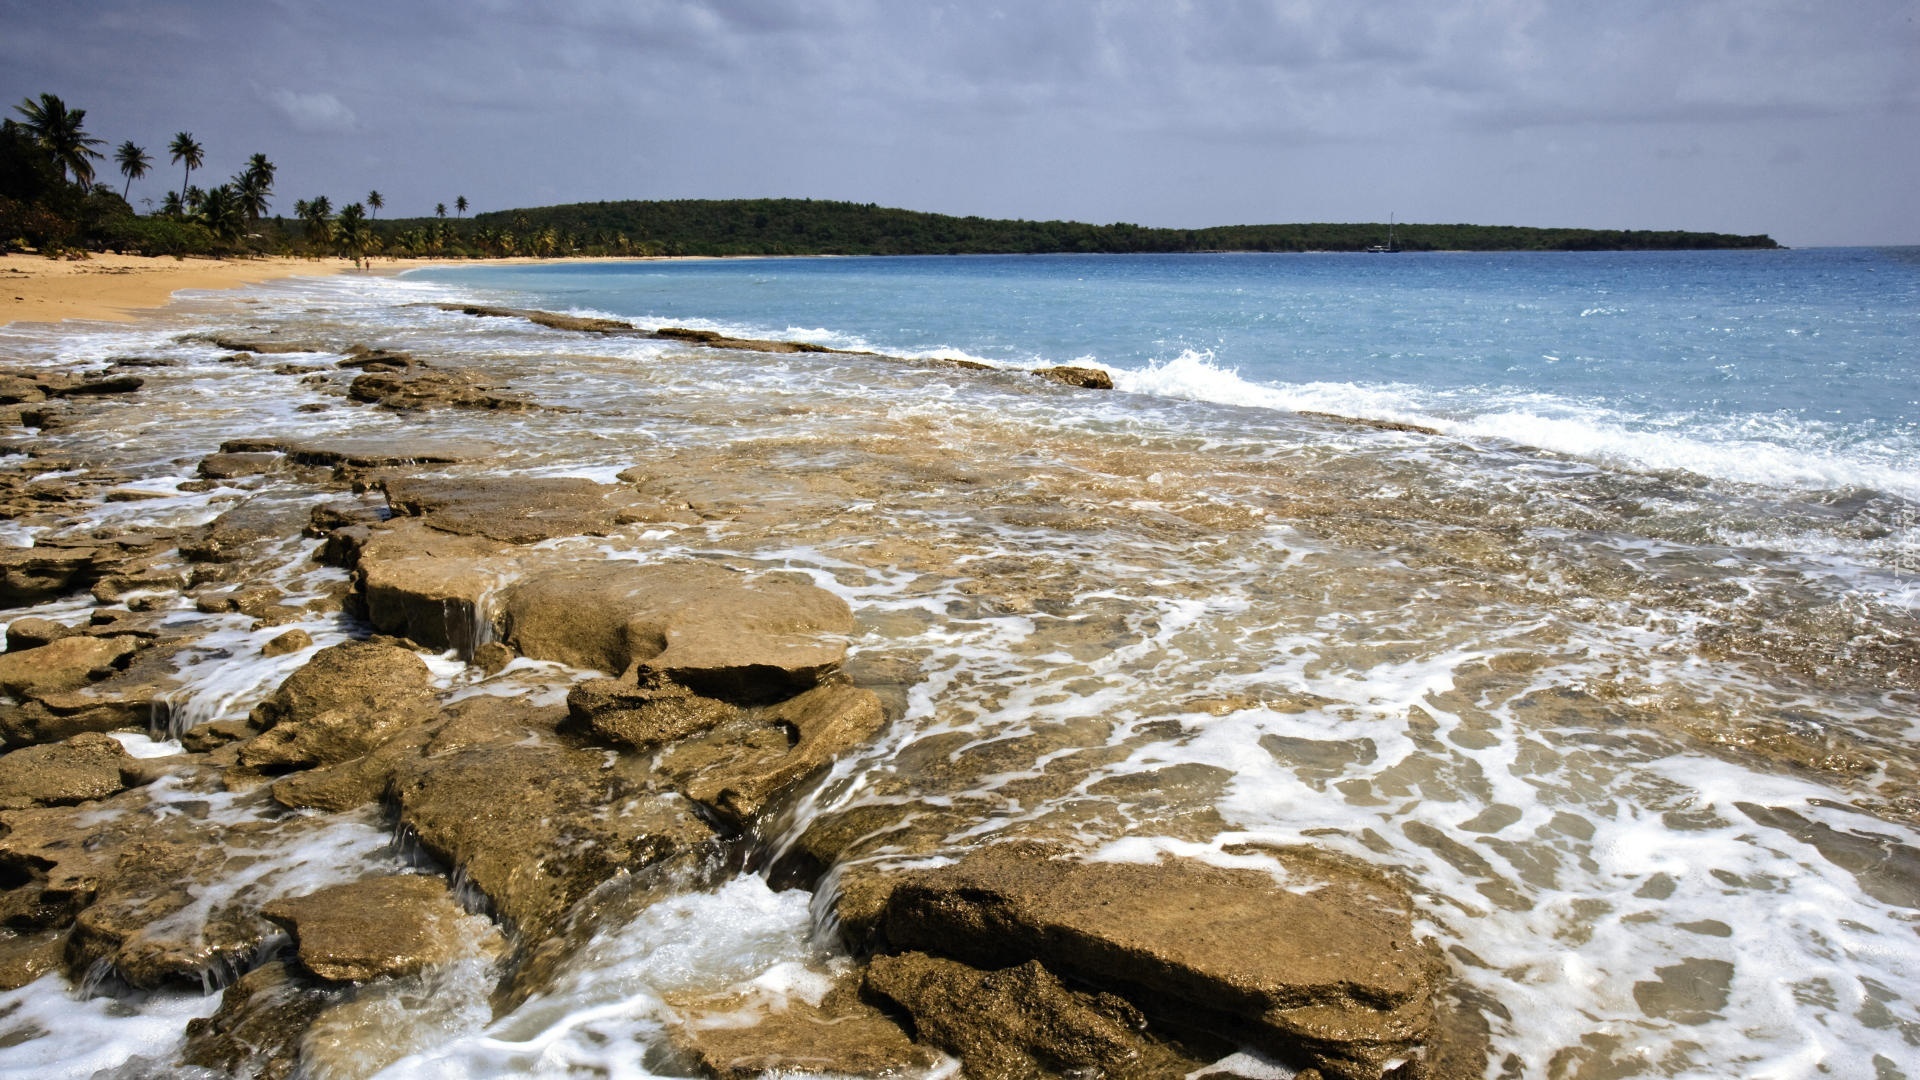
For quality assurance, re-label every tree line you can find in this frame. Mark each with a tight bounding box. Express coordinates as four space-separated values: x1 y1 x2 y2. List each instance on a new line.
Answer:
4 91 1780 262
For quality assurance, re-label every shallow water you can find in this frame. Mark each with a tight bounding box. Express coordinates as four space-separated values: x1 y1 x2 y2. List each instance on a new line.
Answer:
0 252 1917 1078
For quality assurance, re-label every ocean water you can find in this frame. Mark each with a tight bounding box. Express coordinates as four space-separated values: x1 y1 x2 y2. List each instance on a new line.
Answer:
1 249 1918 1078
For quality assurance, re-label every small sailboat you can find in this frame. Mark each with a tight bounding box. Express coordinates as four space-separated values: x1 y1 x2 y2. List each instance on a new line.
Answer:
1367 214 1400 253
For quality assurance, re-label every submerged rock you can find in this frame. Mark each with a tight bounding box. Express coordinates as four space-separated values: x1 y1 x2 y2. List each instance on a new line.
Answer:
347 369 539 412
261 874 501 983
669 973 938 1079
868 844 1453 1080
220 435 493 469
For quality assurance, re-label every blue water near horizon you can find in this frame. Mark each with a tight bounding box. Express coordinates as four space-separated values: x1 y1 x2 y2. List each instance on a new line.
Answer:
409 247 1920 501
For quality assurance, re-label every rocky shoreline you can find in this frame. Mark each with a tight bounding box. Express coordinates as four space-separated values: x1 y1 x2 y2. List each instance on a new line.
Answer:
0 306 1492 1077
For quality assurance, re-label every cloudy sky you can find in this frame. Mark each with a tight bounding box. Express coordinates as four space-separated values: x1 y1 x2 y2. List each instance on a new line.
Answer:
4 0 1915 246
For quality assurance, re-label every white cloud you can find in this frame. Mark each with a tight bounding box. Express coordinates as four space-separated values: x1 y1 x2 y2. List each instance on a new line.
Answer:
266 87 358 134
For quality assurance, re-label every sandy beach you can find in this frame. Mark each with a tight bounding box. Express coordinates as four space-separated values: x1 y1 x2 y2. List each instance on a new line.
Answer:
0 254 708 330
0 254 367 328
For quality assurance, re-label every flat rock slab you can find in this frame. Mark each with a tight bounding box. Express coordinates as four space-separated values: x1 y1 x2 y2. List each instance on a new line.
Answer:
0 731 133 808
0 633 139 700
220 437 494 468
261 874 501 982
384 475 690 544
503 560 854 699
874 846 1446 1080
354 520 515 654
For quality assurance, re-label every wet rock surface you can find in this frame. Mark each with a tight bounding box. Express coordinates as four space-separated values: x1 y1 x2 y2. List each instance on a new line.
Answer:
239 640 436 770
670 973 939 1079
261 874 500 982
0 303 1534 1078
0 731 135 808
864 952 1215 1079
502 560 854 695
867 844 1450 1080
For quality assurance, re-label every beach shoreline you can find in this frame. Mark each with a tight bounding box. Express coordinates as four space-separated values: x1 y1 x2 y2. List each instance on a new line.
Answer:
0 253 678 330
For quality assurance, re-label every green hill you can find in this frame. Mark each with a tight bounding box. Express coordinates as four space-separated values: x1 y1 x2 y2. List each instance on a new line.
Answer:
462 198 1780 256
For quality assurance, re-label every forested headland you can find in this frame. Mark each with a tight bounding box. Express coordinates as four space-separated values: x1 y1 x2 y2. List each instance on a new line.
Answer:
4 91 1780 260
470 199 1782 256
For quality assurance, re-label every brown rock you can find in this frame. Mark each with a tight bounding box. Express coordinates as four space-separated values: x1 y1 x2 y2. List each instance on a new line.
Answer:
3 639 185 747
261 874 500 982
874 846 1449 1080
1034 365 1115 390
239 641 435 770
197 451 285 480
666 682 889 826
0 634 138 700
437 303 637 334
0 732 133 808
471 641 514 675
5 615 80 651
502 560 853 699
348 369 538 412
389 714 718 935
261 628 313 657
181 959 341 1080
0 544 105 603
51 374 143 396
0 796 328 988
384 474 689 543
567 672 740 751
671 974 937 1079
864 952 1212 1079
192 333 332 354
354 520 512 654
181 496 313 563
0 928 64 990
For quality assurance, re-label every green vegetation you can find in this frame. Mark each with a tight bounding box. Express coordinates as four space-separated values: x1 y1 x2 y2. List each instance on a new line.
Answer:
466 199 1780 256
3 89 1781 261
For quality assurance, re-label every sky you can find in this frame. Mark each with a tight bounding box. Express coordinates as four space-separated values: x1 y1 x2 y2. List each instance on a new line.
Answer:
2 0 1915 247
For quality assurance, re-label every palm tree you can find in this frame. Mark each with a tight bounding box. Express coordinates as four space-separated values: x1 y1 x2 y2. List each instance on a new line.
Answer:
168 132 203 213
366 190 383 218
114 140 151 200
235 153 275 220
159 190 184 217
333 201 370 267
296 195 332 248
14 93 106 185
198 184 245 242
435 202 447 219
455 195 468 218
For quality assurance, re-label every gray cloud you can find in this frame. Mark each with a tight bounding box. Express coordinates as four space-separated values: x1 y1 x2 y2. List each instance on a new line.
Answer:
264 88 357 134
1 0 1914 244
